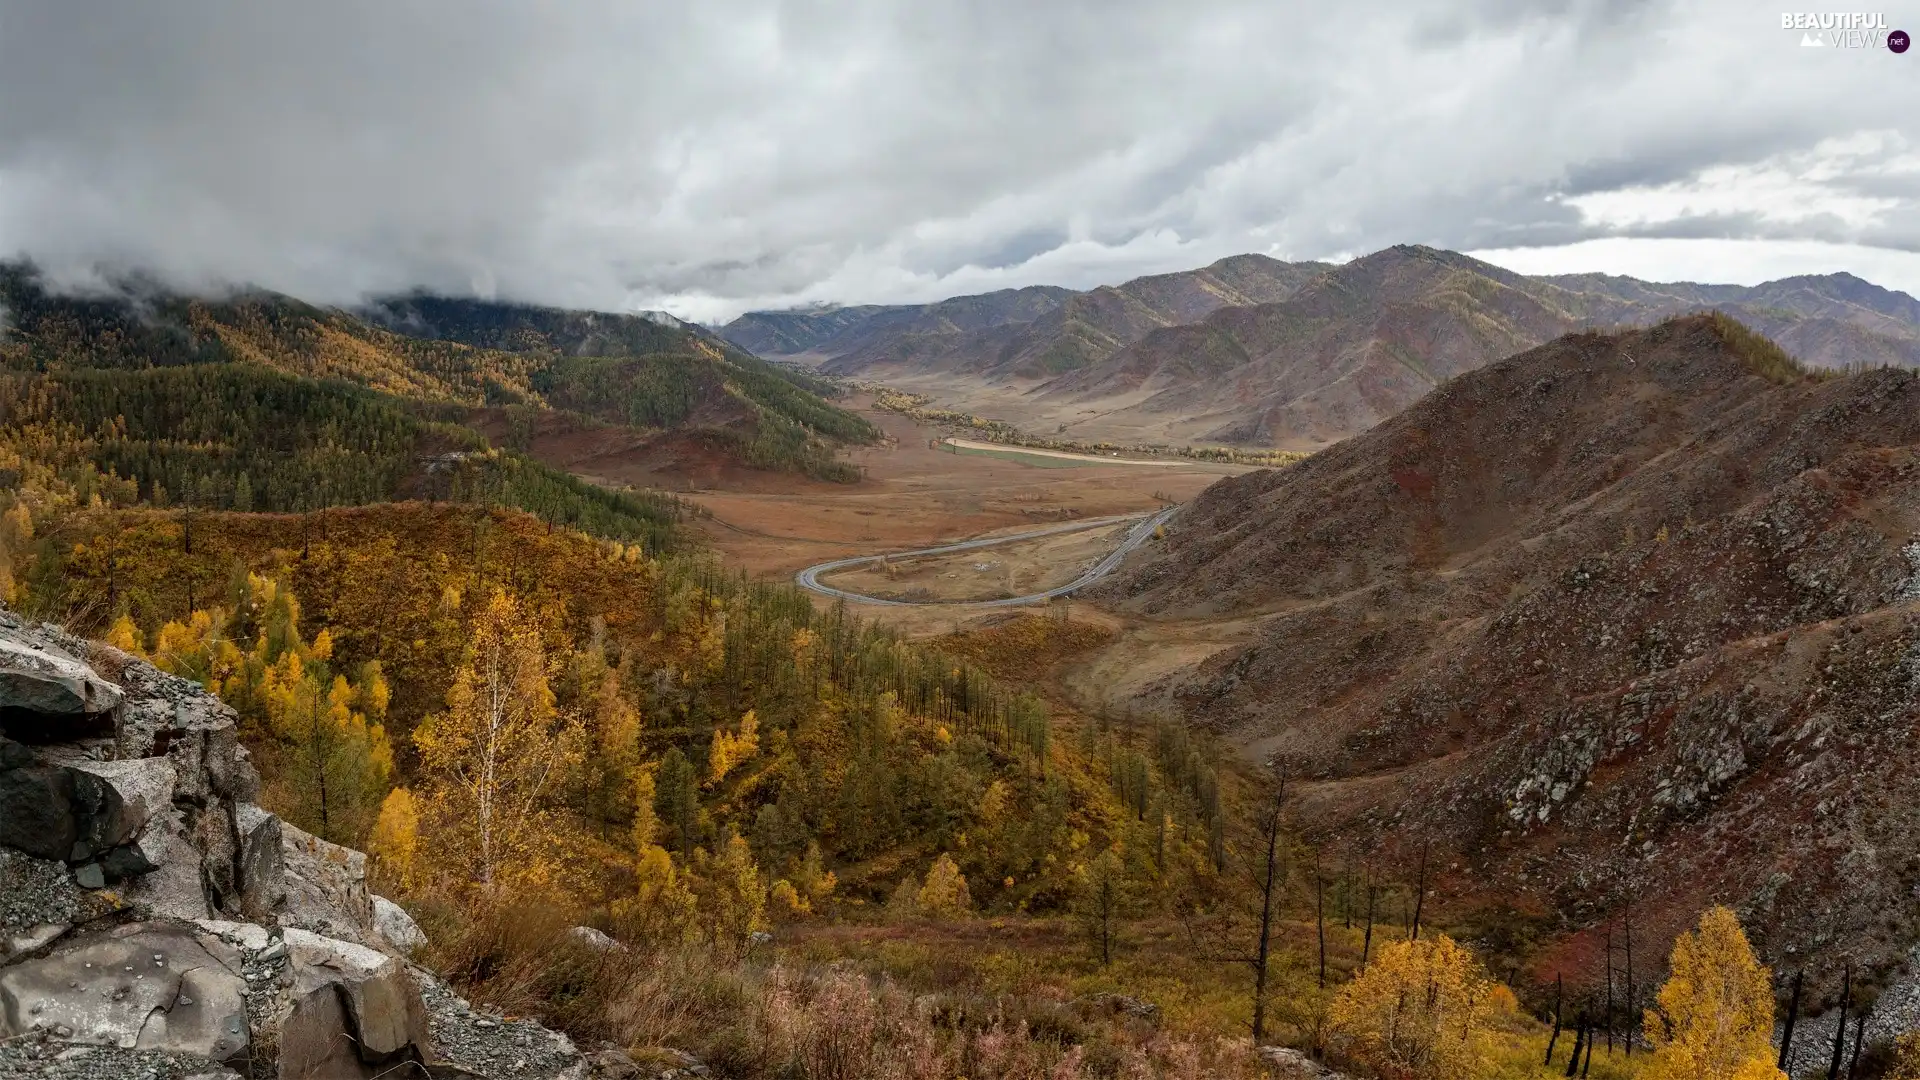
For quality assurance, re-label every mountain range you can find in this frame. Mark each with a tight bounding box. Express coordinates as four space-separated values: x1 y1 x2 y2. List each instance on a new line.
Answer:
722 246 1920 449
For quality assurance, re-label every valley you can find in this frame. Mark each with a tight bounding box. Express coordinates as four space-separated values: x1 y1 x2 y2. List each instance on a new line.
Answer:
653 393 1246 584
6 247 1920 1080
9 12 1914 1078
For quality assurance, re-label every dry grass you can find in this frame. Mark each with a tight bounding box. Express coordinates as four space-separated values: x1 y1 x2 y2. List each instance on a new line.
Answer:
417 899 1282 1078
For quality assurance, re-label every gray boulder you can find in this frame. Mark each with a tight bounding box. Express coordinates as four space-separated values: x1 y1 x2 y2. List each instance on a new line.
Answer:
567 925 621 953
0 614 591 1079
0 632 124 735
233 802 286 919
373 896 427 955
275 927 434 1078
0 765 82 860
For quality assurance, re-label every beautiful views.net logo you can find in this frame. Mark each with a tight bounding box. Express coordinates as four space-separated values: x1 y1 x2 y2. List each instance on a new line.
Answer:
1781 12 1911 50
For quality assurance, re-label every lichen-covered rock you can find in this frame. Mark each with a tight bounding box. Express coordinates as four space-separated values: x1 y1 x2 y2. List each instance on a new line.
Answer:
279 821 381 948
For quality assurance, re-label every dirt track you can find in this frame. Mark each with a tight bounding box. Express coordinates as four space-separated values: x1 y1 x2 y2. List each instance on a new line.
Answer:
796 508 1174 607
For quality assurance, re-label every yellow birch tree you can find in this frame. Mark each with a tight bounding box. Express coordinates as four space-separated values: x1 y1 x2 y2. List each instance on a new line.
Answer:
1643 906 1786 1080
413 588 584 896
1327 934 1498 1080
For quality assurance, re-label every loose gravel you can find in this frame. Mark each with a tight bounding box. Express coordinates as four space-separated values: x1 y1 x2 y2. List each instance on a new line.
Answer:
412 967 585 1080
0 1035 235 1080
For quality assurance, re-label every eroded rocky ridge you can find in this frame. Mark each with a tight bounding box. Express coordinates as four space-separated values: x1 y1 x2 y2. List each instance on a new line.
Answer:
1101 316 1920 989
0 610 588 1079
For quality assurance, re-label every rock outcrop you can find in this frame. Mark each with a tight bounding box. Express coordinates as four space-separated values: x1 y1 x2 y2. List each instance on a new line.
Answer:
0 610 586 1079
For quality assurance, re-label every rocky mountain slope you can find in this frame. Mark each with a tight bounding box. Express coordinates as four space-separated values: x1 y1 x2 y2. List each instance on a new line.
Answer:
722 255 1330 380
727 247 1920 450
1096 315 1920 985
0 611 600 1079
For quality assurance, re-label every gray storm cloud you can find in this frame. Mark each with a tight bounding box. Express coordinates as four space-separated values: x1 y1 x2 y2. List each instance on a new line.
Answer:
0 0 1914 320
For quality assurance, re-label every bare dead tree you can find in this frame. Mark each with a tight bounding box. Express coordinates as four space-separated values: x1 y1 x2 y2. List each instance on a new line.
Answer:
1343 855 1355 929
1828 965 1852 1080
1779 969 1803 1071
1180 764 1294 1046
1582 1014 1595 1078
1410 840 1429 941
1362 878 1376 965
1848 1005 1869 1080
1564 1012 1586 1078
1315 862 1327 990
1624 912 1636 1058
1545 973 1564 1066
1250 768 1286 1043
1604 929 1615 1054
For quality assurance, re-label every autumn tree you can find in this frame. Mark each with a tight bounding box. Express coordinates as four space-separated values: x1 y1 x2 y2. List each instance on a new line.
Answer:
368 786 421 890
707 709 760 787
1327 934 1500 1080
1074 846 1141 965
1642 906 1785 1080
1887 1032 1920 1080
127 573 393 844
689 831 767 950
413 588 584 895
916 853 972 919
269 670 394 844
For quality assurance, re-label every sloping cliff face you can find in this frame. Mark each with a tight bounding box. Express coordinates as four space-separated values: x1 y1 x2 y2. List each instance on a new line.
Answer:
0 610 587 1079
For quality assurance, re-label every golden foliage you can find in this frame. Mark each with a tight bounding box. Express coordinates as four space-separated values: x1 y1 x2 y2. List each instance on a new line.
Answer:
1327 934 1499 1080
707 709 760 787
104 613 142 653
1643 906 1785 1080
413 588 586 895
1888 1032 1920 1080
916 853 973 919
123 572 394 844
688 832 768 949
368 786 421 890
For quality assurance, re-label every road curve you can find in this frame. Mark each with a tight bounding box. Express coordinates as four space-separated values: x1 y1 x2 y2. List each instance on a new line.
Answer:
794 505 1177 607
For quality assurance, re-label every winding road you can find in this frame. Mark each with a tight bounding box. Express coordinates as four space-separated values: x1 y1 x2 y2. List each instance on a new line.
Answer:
794 505 1177 607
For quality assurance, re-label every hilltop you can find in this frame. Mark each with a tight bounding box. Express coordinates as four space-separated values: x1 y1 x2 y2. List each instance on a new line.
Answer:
1092 314 1920 986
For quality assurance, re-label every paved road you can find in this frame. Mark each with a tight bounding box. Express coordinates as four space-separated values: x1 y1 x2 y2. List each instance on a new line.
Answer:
795 505 1177 607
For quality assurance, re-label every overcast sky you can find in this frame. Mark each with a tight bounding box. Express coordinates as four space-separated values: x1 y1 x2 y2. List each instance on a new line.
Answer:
1 0 1915 321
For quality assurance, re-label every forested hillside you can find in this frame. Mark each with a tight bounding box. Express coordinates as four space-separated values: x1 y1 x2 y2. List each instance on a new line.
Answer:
0 363 684 548
0 263 877 483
